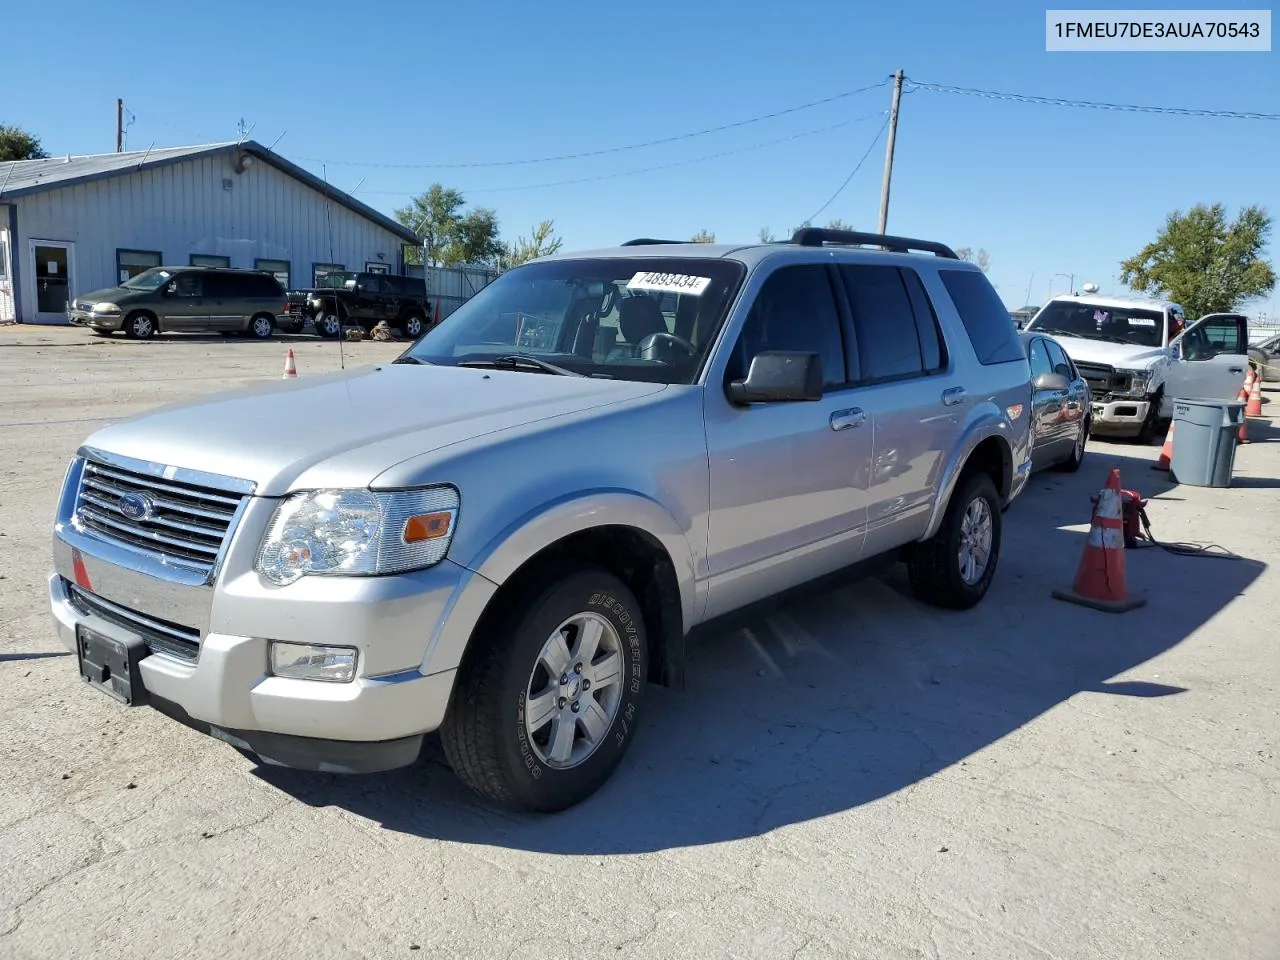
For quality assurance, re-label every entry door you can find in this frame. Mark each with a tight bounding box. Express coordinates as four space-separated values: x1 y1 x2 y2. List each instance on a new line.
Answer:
31 241 75 323
1165 313 1251 406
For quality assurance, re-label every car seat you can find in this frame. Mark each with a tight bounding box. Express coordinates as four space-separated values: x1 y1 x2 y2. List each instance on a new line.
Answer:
608 296 668 360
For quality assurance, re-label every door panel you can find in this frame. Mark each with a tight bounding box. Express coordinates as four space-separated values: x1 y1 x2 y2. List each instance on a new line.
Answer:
161 273 204 331
1027 337 1068 467
31 242 74 322
704 264 870 620
1166 314 1250 403
1042 338 1083 455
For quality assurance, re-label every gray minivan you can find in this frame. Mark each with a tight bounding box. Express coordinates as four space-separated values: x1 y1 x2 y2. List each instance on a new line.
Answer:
67 266 286 340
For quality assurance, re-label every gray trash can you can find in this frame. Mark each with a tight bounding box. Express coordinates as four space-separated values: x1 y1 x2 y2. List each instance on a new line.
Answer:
1169 398 1245 487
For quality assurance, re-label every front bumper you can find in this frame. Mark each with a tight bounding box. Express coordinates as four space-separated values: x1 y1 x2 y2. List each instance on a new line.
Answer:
67 309 122 330
50 467 497 772
1089 397 1151 436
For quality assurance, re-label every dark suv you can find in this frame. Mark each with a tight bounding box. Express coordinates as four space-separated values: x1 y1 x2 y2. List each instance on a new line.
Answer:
283 272 431 339
68 267 286 340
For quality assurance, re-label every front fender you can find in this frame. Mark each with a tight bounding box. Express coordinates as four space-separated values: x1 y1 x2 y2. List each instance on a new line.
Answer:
921 406 1021 541
461 489 699 621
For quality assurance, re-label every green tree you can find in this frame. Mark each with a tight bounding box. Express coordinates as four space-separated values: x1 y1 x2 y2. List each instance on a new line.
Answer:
955 247 990 272
450 208 505 266
1120 203 1275 318
690 229 716 243
758 227 776 243
500 219 564 270
395 185 465 266
0 124 49 162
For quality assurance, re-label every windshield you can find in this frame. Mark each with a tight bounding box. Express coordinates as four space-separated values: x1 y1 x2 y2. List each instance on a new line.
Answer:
122 267 174 291
1028 301 1166 348
400 257 746 384
315 271 355 289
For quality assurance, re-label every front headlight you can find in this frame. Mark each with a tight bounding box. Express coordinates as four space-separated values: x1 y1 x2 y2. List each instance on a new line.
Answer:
91 302 122 314
1116 368 1150 395
255 486 459 586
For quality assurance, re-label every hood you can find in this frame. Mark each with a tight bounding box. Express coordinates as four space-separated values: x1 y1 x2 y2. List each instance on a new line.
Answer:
75 285 138 305
1036 334 1166 369
81 364 667 496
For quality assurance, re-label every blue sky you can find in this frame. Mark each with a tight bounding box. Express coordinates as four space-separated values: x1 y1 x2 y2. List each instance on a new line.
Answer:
5 0 1278 311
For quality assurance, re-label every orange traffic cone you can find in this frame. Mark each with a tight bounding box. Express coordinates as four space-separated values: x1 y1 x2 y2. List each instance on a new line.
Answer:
1246 369 1263 417
283 348 297 379
1052 468 1147 613
1151 421 1175 471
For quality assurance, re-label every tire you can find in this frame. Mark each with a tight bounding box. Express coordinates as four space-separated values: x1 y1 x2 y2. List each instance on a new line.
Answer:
1053 417 1088 473
249 313 276 340
399 312 426 339
441 565 649 813
314 313 341 338
123 312 156 340
1136 391 1163 444
906 471 1002 611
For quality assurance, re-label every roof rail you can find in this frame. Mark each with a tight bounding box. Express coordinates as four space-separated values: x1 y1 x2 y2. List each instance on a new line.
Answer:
621 238 686 246
789 228 959 259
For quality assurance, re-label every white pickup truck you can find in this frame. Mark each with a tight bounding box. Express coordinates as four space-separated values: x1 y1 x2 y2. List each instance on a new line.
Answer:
1023 295 1250 442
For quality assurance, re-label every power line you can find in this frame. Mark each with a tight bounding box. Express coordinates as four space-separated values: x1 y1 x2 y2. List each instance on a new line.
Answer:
292 78 891 171
906 79 1280 121
359 112 887 197
803 115 891 225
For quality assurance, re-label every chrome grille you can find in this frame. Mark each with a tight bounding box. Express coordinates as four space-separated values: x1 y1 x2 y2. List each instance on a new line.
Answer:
67 581 201 662
75 460 246 577
1074 362 1128 397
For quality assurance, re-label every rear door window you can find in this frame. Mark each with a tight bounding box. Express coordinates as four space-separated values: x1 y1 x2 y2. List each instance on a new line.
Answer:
939 269 1024 365
837 264 926 382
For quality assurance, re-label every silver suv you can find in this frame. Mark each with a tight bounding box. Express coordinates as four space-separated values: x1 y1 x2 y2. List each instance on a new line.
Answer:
49 229 1033 812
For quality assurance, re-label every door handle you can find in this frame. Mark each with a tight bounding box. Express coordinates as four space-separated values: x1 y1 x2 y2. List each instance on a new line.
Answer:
942 387 967 407
830 408 867 431
1228 366 1244 374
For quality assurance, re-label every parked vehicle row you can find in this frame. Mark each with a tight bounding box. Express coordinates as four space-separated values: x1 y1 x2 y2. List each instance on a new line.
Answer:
67 265 435 341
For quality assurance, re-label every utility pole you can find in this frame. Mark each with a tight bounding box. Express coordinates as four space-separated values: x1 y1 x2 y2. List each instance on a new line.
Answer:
116 99 124 153
877 69 905 236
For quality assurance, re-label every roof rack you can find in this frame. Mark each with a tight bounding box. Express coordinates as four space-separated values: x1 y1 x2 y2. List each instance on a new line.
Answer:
789 228 959 259
621 238 686 246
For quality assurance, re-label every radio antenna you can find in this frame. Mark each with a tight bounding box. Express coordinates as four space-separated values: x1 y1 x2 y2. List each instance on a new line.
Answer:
321 163 346 370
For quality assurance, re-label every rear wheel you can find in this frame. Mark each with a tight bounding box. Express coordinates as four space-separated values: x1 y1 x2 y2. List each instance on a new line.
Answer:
906 471 1002 610
441 565 648 812
1137 391 1163 444
124 312 156 340
249 313 276 339
1054 417 1088 473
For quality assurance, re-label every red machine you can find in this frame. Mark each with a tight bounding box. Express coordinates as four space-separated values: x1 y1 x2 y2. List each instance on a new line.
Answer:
1091 486 1148 548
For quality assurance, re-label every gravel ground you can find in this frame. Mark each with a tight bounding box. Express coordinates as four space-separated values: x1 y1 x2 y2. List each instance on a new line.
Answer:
2 326 1277 960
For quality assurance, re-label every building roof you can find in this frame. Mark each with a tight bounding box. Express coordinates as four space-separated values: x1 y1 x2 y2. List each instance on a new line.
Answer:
0 141 419 244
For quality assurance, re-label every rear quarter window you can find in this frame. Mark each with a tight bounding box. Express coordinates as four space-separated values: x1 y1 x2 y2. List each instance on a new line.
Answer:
938 269 1025 365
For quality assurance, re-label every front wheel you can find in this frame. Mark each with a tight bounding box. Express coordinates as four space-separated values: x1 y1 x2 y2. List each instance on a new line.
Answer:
1054 418 1089 473
314 313 341 338
399 312 426 339
906 471 1002 610
124 312 156 340
441 565 648 812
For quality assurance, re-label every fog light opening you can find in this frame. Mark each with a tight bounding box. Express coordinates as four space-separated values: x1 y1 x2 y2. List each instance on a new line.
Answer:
269 642 357 683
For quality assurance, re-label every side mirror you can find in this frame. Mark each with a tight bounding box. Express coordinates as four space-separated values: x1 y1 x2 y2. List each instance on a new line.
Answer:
1033 371 1069 392
727 351 823 405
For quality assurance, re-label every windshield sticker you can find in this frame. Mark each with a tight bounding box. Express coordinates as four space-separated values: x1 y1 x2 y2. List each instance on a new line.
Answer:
1129 318 1157 327
1093 309 1109 324
626 272 711 296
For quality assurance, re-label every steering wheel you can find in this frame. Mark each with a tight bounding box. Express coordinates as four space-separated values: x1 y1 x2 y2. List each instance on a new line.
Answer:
637 331 696 364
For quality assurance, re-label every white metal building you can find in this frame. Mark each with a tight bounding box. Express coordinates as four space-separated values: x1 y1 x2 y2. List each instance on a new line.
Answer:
0 141 419 324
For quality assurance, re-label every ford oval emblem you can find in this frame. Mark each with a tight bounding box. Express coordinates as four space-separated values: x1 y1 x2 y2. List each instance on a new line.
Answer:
118 492 152 522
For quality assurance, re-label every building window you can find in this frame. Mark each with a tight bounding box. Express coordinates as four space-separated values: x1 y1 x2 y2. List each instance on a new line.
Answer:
365 261 390 274
255 258 291 288
0 237 8 280
116 249 162 283
190 254 231 268
313 262 345 286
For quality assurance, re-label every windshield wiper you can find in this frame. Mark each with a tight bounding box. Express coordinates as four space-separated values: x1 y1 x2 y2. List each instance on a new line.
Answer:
458 354 582 377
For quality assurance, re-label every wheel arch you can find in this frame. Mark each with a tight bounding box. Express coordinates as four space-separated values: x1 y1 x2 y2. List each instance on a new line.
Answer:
921 421 1014 542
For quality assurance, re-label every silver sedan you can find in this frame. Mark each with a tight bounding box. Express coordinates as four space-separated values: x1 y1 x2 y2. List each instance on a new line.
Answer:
1021 330 1091 473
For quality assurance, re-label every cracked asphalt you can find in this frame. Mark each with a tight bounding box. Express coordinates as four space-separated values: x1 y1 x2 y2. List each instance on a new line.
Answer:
2 326 1277 959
